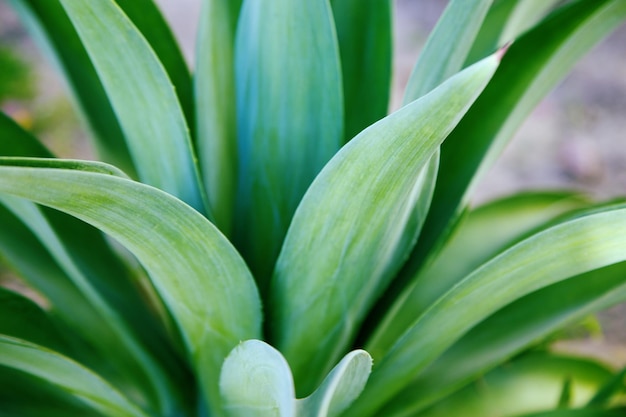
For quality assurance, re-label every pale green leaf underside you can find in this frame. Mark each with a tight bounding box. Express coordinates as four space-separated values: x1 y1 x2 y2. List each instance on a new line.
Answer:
0 336 149 417
57 0 208 215
297 350 372 417
271 53 500 395
347 204 626 416
0 159 261 413
220 340 295 417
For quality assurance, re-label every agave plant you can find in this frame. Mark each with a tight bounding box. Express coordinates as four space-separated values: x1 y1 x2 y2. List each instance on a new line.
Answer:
1 0 626 416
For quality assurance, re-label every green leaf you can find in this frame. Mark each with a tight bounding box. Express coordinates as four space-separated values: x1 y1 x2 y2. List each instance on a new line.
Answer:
220 340 295 417
270 53 500 395
8 0 133 173
406 353 616 417
0 366 103 417
195 0 242 235
465 0 563 65
234 0 344 288
297 350 372 417
0 336 150 417
403 0 493 100
411 0 626 274
347 203 626 417
0 287 68 354
330 0 391 142
382 260 626 416
512 409 626 417
0 111 53 158
57 0 208 215
586 366 626 407
368 192 590 358
0 158 262 415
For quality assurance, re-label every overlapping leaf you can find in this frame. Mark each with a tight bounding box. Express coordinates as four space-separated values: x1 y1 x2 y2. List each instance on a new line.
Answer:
270 53 500 395
0 158 262 416
234 0 344 287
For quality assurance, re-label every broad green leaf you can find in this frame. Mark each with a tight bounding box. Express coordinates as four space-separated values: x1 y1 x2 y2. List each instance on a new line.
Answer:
57 0 208 215
380 260 626 416
8 0 133 173
195 0 243 235
408 353 616 417
297 350 372 417
0 336 150 417
270 53 500 395
410 0 626 276
0 158 262 415
330 0 392 142
114 0 195 138
0 287 68 354
0 366 103 417
347 204 626 417
368 192 590 358
234 0 344 288
465 0 563 65
220 340 296 417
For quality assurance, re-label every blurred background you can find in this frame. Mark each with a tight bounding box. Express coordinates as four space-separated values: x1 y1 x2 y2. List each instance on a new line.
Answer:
0 0 625 363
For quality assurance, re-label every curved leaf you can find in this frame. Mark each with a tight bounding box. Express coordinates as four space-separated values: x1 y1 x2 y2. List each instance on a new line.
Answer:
381 260 626 416
220 340 295 417
270 53 500 395
234 0 344 287
297 350 372 417
0 336 150 417
0 158 262 415
348 204 626 417
330 0 392 142
57 0 208 214
195 0 242 235
368 192 590 357
410 0 626 275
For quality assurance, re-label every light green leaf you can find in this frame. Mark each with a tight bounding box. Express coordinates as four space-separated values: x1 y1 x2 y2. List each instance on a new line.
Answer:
412 0 626 272
382 260 626 416
57 0 208 215
368 192 590 358
270 53 500 395
330 0 391 142
408 353 616 417
234 0 344 288
348 203 626 417
0 158 262 415
0 336 150 417
195 0 242 235
220 340 295 417
297 350 372 417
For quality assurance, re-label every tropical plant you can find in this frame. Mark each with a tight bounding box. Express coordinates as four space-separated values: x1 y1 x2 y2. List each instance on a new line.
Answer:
1 0 625 416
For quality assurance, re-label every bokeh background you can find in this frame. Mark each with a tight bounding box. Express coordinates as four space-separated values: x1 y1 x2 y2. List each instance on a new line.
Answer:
1 0 625 364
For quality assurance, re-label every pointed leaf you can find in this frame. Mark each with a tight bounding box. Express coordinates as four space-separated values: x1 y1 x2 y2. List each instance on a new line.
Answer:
234 0 344 287
220 340 295 417
368 192 590 358
0 336 150 417
348 203 626 417
587 366 626 407
330 0 392 142
0 111 53 158
57 0 208 214
270 53 500 395
382 260 626 416
411 0 626 274
195 0 242 235
297 350 372 417
0 158 262 415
